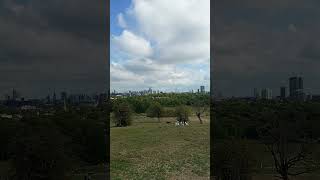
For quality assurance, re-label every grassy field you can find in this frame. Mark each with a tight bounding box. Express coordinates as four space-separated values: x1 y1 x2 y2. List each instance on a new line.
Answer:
110 114 210 180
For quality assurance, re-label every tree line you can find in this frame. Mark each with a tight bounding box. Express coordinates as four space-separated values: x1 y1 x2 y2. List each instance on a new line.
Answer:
111 93 209 127
0 104 108 180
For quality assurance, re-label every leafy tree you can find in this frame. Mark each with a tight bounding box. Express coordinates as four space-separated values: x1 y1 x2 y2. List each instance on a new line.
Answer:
191 94 209 124
146 102 163 122
113 102 132 127
0 118 18 160
10 120 70 180
175 105 191 124
213 139 252 180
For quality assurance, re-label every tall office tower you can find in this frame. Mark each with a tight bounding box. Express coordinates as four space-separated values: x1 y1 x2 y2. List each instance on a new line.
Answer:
200 86 205 93
46 94 51 104
53 91 57 104
289 76 304 100
261 88 272 100
12 88 18 101
61 91 67 101
280 87 286 99
253 88 260 99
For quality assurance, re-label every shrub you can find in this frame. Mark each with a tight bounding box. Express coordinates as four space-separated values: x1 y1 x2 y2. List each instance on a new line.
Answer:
146 102 163 122
213 140 252 180
10 121 70 180
113 102 132 127
161 108 176 117
175 105 191 123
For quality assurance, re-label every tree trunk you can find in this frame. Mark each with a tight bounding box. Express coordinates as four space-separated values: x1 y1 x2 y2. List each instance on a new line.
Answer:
282 174 289 180
196 112 203 124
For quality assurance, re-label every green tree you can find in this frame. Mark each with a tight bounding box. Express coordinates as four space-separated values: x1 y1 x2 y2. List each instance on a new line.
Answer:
113 102 132 127
10 120 70 180
191 94 209 124
146 102 163 122
175 105 191 124
213 139 252 180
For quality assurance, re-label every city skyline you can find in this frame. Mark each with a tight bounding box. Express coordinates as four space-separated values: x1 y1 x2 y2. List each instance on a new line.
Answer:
111 85 209 94
214 0 320 97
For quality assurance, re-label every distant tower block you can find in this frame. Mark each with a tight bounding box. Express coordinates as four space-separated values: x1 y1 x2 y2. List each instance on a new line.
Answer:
289 76 304 100
280 87 286 99
200 86 205 93
63 99 68 112
253 88 260 99
261 88 272 100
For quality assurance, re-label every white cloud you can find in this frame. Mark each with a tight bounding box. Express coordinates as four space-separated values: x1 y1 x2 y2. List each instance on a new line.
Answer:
111 0 210 91
130 0 210 63
112 30 153 57
111 58 209 91
117 13 127 28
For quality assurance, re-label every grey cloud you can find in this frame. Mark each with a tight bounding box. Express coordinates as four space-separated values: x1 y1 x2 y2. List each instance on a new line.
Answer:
0 0 108 98
214 0 320 97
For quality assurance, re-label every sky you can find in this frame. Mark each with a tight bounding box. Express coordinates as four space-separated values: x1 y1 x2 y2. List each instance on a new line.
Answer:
0 0 107 99
214 0 320 97
110 0 210 93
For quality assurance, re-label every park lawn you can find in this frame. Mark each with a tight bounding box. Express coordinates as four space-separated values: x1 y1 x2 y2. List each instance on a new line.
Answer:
110 114 210 180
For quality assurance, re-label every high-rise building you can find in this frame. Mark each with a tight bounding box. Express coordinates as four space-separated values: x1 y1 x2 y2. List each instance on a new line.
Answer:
200 86 205 93
280 87 286 99
261 88 272 100
253 88 260 99
289 76 304 100
61 91 67 101
53 91 57 104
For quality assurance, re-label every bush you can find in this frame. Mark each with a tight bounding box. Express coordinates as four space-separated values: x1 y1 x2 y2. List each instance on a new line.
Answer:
146 102 163 121
10 121 70 180
113 102 132 127
161 108 176 117
213 140 252 180
175 105 191 123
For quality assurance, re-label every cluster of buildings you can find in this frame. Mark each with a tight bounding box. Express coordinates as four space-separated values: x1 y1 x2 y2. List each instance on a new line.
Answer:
111 86 207 98
253 75 316 101
111 88 160 97
1 89 108 109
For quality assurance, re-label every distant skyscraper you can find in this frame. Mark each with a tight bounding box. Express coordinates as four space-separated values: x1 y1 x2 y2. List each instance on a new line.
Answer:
253 88 260 99
261 88 272 100
53 91 57 104
289 76 304 100
12 88 18 101
46 94 51 104
280 87 286 99
200 86 205 93
61 91 67 101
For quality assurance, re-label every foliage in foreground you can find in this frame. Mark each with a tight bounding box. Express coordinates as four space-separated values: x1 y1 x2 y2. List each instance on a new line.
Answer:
113 102 132 127
146 102 163 122
175 105 191 123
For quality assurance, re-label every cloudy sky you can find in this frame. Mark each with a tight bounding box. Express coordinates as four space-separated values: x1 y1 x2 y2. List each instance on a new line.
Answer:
0 0 107 99
110 0 210 93
214 0 320 97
